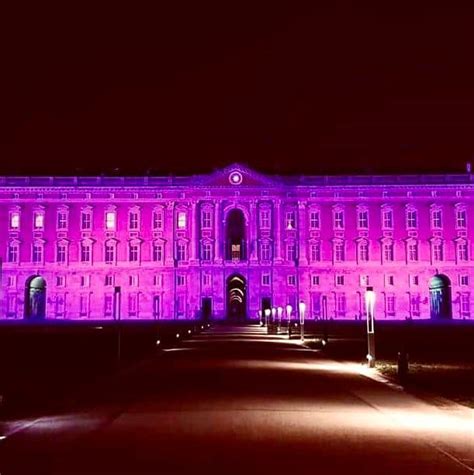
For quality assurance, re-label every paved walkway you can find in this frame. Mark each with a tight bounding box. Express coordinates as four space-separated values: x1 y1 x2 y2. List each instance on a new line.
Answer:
0 325 472 474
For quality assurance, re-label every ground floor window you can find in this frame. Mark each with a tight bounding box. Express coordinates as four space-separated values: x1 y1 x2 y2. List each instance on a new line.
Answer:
128 293 139 317
311 293 321 318
385 294 396 317
177 295 186 317
410 293 421 317
335 293 346 317
104 294 113 317
460 293 470 317
55 294 66 317
79 294 90 317
7 294 17 317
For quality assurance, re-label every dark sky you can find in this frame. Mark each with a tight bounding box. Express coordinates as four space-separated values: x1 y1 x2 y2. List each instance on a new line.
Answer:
2 3 474 176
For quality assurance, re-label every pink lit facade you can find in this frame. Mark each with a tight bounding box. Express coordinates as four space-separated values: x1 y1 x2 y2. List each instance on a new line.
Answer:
0 164 472 321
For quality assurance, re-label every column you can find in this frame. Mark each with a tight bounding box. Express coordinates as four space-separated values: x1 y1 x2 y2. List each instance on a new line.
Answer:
298 200 308 265
274 199 282 263
165 201 175 266
189 201 198 264
214 200 222 263
250 200 258 262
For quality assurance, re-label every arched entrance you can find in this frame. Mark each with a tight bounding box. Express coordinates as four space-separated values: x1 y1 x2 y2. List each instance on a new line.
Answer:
226 274 247 321
429 274 452 320
225 209 246 260
24 275 47 320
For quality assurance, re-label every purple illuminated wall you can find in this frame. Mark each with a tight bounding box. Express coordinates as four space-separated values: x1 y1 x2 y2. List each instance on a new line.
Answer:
0 164 472 320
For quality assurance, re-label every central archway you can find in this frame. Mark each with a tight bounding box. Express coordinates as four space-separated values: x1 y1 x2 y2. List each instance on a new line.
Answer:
226 274 247 322
225 208 246 260
429 274 452 319
24 275 47 320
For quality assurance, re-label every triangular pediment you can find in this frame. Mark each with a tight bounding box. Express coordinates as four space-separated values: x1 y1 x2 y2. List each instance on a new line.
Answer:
199 163 280 187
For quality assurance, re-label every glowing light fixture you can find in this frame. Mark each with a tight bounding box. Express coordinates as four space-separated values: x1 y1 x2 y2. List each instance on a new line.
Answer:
299 300 306 342
229 171 243 185
105 211 116 230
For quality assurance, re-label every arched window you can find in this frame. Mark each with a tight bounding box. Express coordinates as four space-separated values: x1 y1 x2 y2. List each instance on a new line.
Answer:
406 206 418 229
381 206 394 230
357 207 369 230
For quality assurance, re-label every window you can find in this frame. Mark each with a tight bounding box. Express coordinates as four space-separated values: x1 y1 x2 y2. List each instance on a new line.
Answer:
56 242 68 264
56 275 66 287
32 243 43 264
152 209 164 230
406 208 418 229
286 242 296 261
7 276 16 287
128 294 138 317
460 275 469 286
460 293 470 317
7 294 17 317
128 210 140 230
357 209 369 229
7 242 19 263
152 243 163 262
177 275 186 286
201 242 212 261
177 242 187 261
311 275 320 286
358 240 369 262
177 211 186 229
104 295 113 317
386 294 396 316
360 275 369 286
81 210 92 230
262 273 270 286
55 294 66 317
9 211 20 230
310 242 321 262
129 275 139 287
309 210 320 229
79 294 89 317
104 242 116 264
333 241 345 262
410 275 419 286
457 241 469 262
336 293 346 316
287 275 296 286
410 294 421 317
202 209 212 229
153 274 161 286
80 275 90 287
57 210 68 230
382 208 394 229
285 210 296 230
129 243 139 262
105 211 116 230
456 208 467 229
80 242 92 263
431 208 443 229
34 212 44 230
335 275 344 286
386 275 395 286
105 275 114 286
333 209 344 229
260 209 271 229
407 241 419 262
260 242 271 261
383 241 394 262
203 273 212 287
432 241 444 262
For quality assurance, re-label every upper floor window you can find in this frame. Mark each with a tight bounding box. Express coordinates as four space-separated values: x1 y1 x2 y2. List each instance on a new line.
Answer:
152 208 164 230
201 209 212 229
287 275 296 286
32 242 44 264
177 211 187 229
260 209 271 229
333 241 345 262
406 208 418 229
460 275 469 286
383 241 394 262
260 242 271 261
357 209 369 229
286 242 297 261
262 273 271 286
105 274 114 286
201 241 213 261
358 240 369 262
176 242 187 261
56 242 68 264
310 242 321 262
431 208 443 229
177 275 186 286
57 209 68 230
129 243 140 262
9 211 20 230
81 209 92 230
382 208 394 229
80 241 92 263
309 210 320 229
34 211 44 230
333 209 344 229
128 209 140 231
457 240 469 262
285 210 296 230
407 241 419 262
432 241 444 262
105 211 116 231
152 243 163 262
7 242 19 263
104 241 116 264
456 207 467 229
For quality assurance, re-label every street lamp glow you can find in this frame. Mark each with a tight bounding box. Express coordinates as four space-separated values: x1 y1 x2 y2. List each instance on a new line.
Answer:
286 304 292 319
299 300 306 342
264 308 271 327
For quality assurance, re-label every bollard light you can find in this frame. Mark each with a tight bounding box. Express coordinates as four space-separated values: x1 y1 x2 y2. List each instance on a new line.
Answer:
299 300 306 342
264 308 271 327
258 310 263 326
364 286 376 368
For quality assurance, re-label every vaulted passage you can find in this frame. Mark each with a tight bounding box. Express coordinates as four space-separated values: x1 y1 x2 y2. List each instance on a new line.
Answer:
226 274 247 322
24 275 47 320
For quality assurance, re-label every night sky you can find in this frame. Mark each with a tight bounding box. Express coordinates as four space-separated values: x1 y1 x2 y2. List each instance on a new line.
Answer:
2 3 474 176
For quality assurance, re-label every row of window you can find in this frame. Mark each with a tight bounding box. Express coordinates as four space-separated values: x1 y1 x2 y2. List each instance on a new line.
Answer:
5 238 471 264
7 205 469 232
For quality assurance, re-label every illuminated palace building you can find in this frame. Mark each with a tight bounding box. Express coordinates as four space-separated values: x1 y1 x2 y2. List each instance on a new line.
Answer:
0 164 473 321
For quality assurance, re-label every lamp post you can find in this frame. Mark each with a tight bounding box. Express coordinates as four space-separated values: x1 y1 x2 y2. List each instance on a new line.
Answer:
113 286 122 366
271 307 276 334
277 306 283 333
286 304 292 337
264 308 271 328
299 300 306 343
258 310 263 326
365 286 376 368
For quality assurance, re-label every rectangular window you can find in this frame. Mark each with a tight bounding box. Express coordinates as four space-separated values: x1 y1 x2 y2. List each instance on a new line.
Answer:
55 294 66 317
456 209 467 229
7 276 16 287
312 275 320 286
105 275 114 286
336 293 346 316
129 244 139 262
460 275 469 286
56 243 67 263
9 211 20 230
203 273 212 287
407 242 418 262
260 242 271 261
386 275 395 286
202 210 212 229
177 275 186 286
128 211 139 230
105 211 116 230
7 243 19 263
285 211 296 230
309 210 320 229
410 294 421 317
153 243 163 262
287 275 296 286
386 295 396 316
80 243 91 263
81 211 92 230
460 293 470 316
335 275 344 286
56 275 66 287
153 274 161 286
260 209 271 229
334 242 345 262
201 242 212 261
34 212 44 230
153 209 164 230
382 209 393 229
129 275 139 287
433 242 444 262
286 243 296 261
357 210 369 229
311 293 321 318
177 295 185 317
7 294 17 317
79 294 89 317
383 242 394 262
410 275 419 287
360 275 369 286
431 209 443 229
177 243 187 261
128 294 138 317
104 295 113 317
57 210 68 230
333 210 344 229
310 243 321 262
80 275 90 287
32 243 43 264
262 273 270 286
457 242 469 262
407 209 418 229
358 241 369 262
105 243 116 264
177 211 186 229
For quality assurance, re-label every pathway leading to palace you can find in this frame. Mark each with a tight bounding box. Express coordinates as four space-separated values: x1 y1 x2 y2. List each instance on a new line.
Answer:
0 325 472 474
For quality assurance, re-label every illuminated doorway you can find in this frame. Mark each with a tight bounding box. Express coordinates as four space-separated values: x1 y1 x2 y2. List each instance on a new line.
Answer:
24 275 47 320
226 274 246 321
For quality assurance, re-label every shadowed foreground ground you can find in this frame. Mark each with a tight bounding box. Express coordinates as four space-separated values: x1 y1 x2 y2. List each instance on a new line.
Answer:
0 325 472 474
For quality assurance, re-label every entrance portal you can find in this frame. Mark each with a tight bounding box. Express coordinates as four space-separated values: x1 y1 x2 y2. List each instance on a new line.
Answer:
429 274 452 319
226 274 246 321
24 275 47 320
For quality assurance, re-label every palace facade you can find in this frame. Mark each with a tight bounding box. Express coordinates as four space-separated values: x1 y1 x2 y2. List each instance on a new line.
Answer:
0 164 472 321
